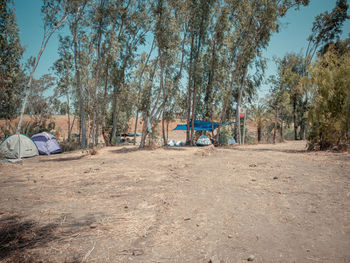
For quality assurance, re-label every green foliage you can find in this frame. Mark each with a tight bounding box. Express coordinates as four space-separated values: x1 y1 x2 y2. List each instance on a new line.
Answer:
218 126 235 145
0 119 56 140
307 43 350 150
307 0 349 60
244 130 257 145
0 0 24 121
249 102 268 143
3 0 315 149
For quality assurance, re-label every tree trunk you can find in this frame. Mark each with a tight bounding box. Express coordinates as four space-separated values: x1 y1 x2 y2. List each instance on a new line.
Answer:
66 91 71 140
293 99 298 140
190 63 198 146
94 110 99 146
158 47 167 146
101 60 109 146
217 72 234 143
162 111 166 146
218 58 244 143
235 66 247 145
186 33 194 145
257 126 261 143
235 91 242 144
204 40 216 119
16 13 68 133
111 83 118 143
273 108 278 144
166 120 169 143
299 117 306 140
133 39 155 146
139 59 159 149
73 21 86 149
70 115 76 139
280 119 284 142
139 115 149 148
92 2 104 147
133 111 139 146
111 69 124 143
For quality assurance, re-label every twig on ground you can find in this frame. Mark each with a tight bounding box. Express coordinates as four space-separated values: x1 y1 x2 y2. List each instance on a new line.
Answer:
82 242 95 262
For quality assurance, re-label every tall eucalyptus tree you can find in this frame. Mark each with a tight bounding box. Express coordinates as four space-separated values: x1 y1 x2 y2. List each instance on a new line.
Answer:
17 0 69 133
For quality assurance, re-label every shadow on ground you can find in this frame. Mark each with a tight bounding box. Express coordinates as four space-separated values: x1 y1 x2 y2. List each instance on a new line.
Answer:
39 155 87 162
227 147 308 154
0 215 58 262
110 147 141 154
111 146 187 154
162 147 187 151
0 214 97 263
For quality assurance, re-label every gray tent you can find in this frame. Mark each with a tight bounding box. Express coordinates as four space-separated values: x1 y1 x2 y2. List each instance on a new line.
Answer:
0 134 39 159
196 135 212 146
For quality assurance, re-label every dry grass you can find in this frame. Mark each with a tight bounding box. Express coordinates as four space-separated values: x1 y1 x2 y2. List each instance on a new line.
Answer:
0 141 349 262
88 148 98 155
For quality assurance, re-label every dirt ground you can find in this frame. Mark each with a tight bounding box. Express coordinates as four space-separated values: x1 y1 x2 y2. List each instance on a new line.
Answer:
0 141 349 263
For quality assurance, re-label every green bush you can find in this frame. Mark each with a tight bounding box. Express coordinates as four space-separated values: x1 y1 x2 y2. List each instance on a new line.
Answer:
60 139 80 152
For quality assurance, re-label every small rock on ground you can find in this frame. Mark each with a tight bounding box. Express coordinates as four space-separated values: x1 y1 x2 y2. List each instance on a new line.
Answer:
247 255 255 261
132 249 144 256
208 255 221 263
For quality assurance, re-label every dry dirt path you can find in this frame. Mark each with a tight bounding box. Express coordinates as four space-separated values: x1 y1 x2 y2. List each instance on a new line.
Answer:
0 141 349 263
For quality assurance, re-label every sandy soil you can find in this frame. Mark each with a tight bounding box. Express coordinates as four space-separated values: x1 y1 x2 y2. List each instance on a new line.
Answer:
0 141 349 263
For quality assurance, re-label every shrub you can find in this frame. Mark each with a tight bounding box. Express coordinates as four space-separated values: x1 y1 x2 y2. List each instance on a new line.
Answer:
60 139 80 152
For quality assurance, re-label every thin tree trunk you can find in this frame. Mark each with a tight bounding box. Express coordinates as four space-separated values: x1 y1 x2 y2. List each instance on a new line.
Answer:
235 66 248 145
133 38 155 146
70 115 76 137
280 119 284 142
293 99 297 140
235 90 242 144
190 32 202 146
166 120 169 143
158 47 166 146
299 112 306 140
218 58 244 142
71 5 87 149
66 91 71 140
139 115 149 148
257 126 261 143
162 111 166 146
16 13 68 133
204 40 216 119
190 66 197 146
101 59 109 146
111 82 118 143
93 1 105 147
94 111 99 146
186 33 194 145
111 69 124 143
74 30 86 149
139 59 159 149
140 90 163 149
133 111 139 145
273 108 278 144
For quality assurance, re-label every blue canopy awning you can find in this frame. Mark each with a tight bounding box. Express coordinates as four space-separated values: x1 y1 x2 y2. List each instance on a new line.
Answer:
174 120 233 131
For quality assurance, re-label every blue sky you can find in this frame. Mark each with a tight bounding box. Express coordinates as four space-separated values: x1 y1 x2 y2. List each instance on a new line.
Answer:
13 0 350 96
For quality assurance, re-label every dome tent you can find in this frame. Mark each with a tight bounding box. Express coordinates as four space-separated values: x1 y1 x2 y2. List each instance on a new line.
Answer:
196 135 212 146
0 134 39 159
31 132 62 155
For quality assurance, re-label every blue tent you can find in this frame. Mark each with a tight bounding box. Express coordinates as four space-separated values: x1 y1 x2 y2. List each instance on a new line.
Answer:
174 120 233 132
31 132 62 155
